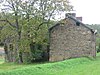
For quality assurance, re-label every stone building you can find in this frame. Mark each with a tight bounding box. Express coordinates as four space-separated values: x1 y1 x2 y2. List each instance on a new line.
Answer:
49 13 97 62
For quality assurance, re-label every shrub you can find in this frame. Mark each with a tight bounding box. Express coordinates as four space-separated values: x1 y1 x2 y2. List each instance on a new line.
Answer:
97 43 100 53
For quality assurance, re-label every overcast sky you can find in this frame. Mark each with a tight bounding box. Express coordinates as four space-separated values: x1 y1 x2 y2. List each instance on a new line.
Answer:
70 0 100 24
0 0 100 24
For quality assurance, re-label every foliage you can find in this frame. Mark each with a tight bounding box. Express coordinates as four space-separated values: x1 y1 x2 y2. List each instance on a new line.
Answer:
87 24 100 48
86 24 100 34
97 43 100 53
0 0 73 63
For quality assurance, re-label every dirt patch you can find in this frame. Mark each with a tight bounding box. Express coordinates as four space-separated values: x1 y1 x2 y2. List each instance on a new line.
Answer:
0 47 4 54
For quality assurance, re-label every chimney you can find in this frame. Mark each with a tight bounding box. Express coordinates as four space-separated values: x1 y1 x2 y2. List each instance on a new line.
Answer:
76 17 82 21
66 13 76 18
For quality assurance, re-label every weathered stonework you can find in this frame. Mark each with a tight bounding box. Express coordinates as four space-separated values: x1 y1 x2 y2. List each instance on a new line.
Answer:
49 18 96 62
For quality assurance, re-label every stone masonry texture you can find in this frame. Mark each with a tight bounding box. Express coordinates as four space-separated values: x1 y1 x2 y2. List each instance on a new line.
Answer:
49 18 96 62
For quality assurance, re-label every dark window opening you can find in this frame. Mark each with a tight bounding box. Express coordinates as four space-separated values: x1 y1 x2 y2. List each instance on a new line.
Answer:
76 22 80 26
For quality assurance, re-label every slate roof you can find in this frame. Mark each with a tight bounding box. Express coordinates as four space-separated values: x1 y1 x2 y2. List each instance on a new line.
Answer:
49 14 94 33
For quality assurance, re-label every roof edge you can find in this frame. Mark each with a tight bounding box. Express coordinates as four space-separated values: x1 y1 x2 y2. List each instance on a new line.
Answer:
49 14 95 34
66 14 94 31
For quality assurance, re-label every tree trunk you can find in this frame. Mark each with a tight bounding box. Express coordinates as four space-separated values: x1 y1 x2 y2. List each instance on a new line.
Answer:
4 43 9 62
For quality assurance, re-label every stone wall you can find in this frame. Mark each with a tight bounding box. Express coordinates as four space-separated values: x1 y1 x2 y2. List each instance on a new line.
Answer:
49 18 96 61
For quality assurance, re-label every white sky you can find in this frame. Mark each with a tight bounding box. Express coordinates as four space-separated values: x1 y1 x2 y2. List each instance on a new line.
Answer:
70 0 100 24
0 0 100 24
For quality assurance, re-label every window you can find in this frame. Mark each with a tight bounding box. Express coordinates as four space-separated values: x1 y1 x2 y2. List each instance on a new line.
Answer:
76 22 80 26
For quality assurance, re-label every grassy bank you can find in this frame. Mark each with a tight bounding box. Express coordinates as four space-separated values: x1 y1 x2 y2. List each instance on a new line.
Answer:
0 53 100 75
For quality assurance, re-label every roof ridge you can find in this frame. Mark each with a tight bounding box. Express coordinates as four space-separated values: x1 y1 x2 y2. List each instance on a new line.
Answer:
49 14 95 34
65 13 94 31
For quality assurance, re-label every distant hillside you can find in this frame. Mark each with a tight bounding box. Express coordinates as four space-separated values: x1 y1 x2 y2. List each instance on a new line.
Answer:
86 24 100 34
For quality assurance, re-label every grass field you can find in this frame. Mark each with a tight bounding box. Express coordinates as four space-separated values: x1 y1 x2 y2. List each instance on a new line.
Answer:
0 54 100 75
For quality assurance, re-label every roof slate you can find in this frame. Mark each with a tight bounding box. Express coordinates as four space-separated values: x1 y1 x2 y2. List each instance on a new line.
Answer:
49 14 94 33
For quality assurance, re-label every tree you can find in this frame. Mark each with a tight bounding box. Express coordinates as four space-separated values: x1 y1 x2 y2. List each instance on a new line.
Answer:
0 0 73 63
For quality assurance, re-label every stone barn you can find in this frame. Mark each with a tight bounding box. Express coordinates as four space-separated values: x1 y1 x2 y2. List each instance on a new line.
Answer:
49 13 97 62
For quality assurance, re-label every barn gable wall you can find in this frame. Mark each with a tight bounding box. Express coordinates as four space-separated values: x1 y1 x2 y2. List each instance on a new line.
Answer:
49 19 96 61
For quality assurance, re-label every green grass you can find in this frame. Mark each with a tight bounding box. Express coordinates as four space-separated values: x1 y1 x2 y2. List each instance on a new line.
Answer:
1 54 100 75
0 57 4 64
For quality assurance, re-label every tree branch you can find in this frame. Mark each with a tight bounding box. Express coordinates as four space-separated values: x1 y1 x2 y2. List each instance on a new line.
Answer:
0 19 16 28
36 22 48 30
